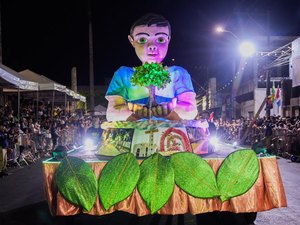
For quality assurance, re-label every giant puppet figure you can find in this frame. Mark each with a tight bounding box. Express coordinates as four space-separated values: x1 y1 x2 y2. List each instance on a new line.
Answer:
98 13 209 157
105 13 198 122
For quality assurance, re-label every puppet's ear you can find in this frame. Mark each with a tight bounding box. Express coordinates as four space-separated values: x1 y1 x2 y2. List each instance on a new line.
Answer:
128 35 134 47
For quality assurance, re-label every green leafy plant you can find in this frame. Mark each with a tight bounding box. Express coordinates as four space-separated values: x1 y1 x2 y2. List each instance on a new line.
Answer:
130 63 171 119
131 62 171 89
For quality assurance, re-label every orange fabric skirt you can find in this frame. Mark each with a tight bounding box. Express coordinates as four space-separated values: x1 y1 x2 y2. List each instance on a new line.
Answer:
42 156 287 216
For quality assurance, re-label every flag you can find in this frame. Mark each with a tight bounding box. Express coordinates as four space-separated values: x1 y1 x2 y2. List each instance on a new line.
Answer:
276 85 281 107
271 81 276 102
209 112 214 121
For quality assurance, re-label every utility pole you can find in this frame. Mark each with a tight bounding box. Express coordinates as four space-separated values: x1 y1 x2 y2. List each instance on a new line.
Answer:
265 10 271 118
88 0 95 111
0 1 2 63
0 2 3 107
266 70 271 117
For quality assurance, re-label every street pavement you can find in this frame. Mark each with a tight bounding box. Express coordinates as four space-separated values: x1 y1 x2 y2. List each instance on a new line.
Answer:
0 142 299 225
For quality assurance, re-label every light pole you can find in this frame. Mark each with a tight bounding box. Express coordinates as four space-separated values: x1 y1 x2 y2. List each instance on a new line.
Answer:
215 26 256 58
216 26 240 41
215 26 255 119
88 0 95 111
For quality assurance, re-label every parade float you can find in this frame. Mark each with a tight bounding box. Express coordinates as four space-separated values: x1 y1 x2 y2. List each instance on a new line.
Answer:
42 63 287 217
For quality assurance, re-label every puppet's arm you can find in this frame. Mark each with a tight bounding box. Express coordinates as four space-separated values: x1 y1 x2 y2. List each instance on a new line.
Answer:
166 92 197 120
106 95 137 121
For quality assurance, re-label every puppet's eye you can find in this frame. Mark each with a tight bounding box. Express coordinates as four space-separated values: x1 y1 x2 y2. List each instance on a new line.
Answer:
157 37 167 44
137 37 147 44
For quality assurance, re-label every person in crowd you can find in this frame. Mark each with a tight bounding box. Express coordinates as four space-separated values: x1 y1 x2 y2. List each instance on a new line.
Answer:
85 116 102 145
74 118 85 147
264 117 273 151
0 124 9 177
105 13 198 122
50 122 60 151
201 110 217 136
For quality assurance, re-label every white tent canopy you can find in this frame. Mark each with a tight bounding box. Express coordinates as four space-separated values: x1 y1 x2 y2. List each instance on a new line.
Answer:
0 64 39 120
19 70 86 103
0 65 86 118
19 69 66 92
65 88 86 103
0 64 38 90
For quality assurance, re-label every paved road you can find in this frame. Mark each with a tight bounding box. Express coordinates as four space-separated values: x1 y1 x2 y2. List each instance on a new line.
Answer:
0 143 299 225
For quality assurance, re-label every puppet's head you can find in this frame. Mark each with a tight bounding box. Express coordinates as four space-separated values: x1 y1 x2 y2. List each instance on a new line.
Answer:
128 13 171 64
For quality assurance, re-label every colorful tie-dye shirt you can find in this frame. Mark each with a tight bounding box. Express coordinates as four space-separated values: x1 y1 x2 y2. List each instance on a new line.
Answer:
106 65 195 105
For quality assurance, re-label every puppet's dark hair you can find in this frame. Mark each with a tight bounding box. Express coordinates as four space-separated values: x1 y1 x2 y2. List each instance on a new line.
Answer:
130 13 171 36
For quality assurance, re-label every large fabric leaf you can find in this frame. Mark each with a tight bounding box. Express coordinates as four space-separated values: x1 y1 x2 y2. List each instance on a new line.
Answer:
217 149 260 202
55 156 97 211
137 153 174 214
170 152 219 198
98 152 140 210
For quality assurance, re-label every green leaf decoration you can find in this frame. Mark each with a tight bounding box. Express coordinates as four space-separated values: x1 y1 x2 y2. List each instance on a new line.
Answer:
137 153 175 214
170 152 219 198
55 156 97 211
131 62 171 89
98 153 140 210
217 149 260 202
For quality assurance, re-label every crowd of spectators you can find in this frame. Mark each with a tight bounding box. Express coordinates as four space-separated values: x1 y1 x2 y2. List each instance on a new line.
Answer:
1 100 300 178
0 100 105 178
212 115 300 156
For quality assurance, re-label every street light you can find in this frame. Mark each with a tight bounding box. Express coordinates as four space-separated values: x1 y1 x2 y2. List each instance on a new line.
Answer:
215 26 256 58
215 25 257 119
239 41 256 58
215 26 240 41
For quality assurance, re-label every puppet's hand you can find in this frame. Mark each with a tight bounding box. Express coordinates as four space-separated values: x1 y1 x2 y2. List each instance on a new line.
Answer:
128 103 149 119
128 98 177 120
149 105 166 117
162 98 177 117
151 98 177 118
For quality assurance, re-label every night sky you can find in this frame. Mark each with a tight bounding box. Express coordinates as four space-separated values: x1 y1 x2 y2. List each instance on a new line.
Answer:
1 0 300 89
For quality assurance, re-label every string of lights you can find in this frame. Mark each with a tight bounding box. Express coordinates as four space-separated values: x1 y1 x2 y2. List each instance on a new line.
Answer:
195 39 293 109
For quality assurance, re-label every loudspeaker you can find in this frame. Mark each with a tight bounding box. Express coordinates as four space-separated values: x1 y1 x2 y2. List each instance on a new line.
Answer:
282 79 292 105
291 85 300 98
